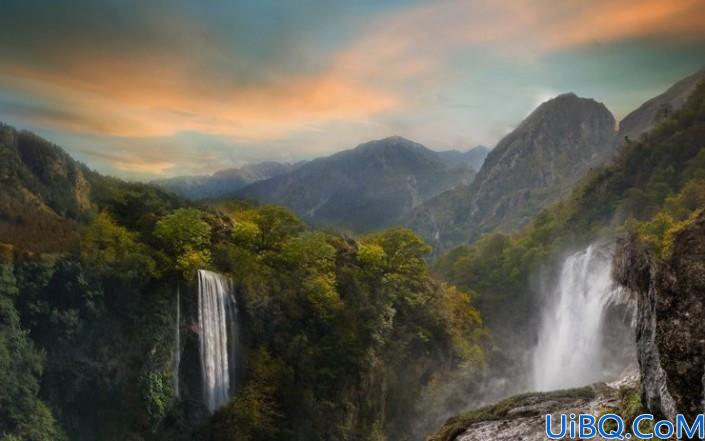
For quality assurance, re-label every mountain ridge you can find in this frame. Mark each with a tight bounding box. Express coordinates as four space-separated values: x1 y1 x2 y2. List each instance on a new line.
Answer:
407 92 617 251
236 136 477 232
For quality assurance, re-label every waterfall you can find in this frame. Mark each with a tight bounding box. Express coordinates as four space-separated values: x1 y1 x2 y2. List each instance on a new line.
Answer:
175 282 181 398
532 245 621 391
198 269 238 412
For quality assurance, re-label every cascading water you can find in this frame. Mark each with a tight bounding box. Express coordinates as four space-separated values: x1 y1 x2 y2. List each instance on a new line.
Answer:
197 269 238 412
532 245 622 391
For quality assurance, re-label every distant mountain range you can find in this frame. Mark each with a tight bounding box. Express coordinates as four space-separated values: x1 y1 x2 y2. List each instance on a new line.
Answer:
152 161 299 200
3 70 702 253
235 136 477 232
437 145 490 171
153 145 489 202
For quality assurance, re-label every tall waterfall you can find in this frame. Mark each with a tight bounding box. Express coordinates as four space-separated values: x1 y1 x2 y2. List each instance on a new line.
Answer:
532 245 621 391
197 269 238 412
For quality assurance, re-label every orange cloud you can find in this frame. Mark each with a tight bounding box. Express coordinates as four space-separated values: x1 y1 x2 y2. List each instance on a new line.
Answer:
0 46 398 141
1 0 703 155
538 0 705 50
331 0 705 82
112 159 175 175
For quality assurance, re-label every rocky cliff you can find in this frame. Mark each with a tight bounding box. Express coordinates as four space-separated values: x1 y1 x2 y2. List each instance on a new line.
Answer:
615 210 705 420
409 93 616 251
618 69 705 142
427 377 639 441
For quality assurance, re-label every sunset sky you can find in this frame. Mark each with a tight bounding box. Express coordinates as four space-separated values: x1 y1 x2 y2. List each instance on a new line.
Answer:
1 0 704 179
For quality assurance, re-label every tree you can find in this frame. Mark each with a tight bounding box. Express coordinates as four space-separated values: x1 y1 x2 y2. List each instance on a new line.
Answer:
154 208 212 278
0 293 63 440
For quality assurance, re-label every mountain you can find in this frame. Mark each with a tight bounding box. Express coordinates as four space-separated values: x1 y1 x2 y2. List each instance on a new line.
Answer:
618 69 705 142
0 123 92 252
430 75 705 441
236 136 476 232
0 123 185 253
408 93 617 251
437 145 490 171
152 161 297 199
0 126 484 441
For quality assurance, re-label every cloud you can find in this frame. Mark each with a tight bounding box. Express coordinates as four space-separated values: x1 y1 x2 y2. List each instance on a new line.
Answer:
0 54 398 141
0 0 703 178
332 0 705 78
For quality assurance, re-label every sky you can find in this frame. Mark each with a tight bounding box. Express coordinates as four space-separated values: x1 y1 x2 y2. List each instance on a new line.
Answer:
1 0 704 180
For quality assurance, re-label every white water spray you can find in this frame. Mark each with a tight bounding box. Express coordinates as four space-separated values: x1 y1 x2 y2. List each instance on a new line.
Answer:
198 269 238 412
532 245 621 391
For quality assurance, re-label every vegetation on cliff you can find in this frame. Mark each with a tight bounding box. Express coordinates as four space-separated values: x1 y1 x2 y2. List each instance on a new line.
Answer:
0 136 489 441
435 79 705 343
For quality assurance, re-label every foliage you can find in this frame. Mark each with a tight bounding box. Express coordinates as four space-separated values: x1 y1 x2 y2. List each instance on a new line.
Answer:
0 177 488 441
155 208 212 278
436 79 705 342
211 204 488 441
140 370 175 428
599 386 647 435
0 264 63 441
81 211 158 280
210 349 289 441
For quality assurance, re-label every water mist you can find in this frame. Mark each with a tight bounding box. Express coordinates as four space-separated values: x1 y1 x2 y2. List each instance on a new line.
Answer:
532 245 625 391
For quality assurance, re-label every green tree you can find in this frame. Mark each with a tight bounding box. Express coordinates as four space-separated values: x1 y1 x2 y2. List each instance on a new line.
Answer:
154 208 212 278
0 289 63 440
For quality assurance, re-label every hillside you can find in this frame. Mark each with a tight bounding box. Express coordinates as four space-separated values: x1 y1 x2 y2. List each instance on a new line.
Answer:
236 136 476 232
0 124 92 252
435 76 705 346
430 77 705 441
408 93 617 251
0 124 488 441
618 69 705 141
0 123 186 253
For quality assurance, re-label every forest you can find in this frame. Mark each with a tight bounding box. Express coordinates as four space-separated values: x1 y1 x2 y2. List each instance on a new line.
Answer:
0 174 489 440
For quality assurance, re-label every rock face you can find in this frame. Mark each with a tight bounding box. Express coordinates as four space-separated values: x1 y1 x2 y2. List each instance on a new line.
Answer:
409 94 616 251
615 211 705 420
618 69 705 142
152 161 297 200
237 136 476 232
470 93 616 232
428 378 637 441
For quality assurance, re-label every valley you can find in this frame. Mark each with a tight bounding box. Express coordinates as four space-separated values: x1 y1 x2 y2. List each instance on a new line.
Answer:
0 4 704 439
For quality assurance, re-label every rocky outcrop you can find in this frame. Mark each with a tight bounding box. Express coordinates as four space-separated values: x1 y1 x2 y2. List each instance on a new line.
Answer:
615 210 705 420
618 69 705 142
468 93 616 233
427 377 637 441
409 93 616 251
